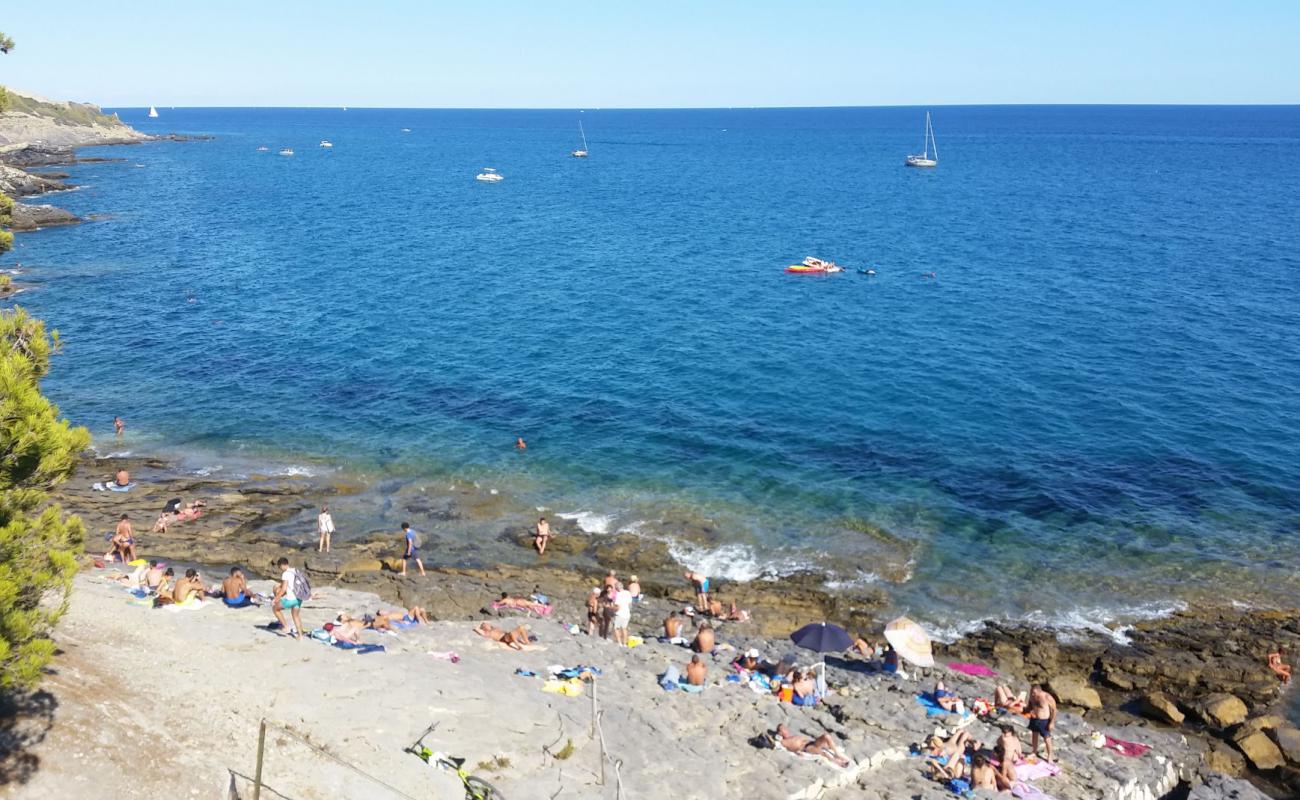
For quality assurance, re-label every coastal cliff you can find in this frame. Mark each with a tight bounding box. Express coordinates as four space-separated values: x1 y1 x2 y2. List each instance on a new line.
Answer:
0 86 148 233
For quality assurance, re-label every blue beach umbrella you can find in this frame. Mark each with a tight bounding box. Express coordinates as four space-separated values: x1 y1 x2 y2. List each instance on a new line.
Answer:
789 622 853 654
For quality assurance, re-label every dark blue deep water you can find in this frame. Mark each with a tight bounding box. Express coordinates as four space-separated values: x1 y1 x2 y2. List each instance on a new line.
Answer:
7 105 1300 634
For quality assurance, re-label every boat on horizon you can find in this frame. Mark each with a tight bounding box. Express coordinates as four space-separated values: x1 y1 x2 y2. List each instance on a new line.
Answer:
905 111 938 168
279 148 294 156
571 119 589 158
148 106 159 118
786 256 844 274
256 146 269 152
319 140 333 148
476 168 504 182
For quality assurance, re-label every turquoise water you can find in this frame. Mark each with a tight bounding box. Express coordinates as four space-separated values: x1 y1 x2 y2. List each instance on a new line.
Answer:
7 106 1300 634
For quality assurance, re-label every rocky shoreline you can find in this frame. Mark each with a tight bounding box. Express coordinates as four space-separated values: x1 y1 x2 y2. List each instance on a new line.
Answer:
53 453 1300 798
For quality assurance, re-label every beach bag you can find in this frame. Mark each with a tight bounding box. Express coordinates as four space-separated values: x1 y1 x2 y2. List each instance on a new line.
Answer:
292 569 312 601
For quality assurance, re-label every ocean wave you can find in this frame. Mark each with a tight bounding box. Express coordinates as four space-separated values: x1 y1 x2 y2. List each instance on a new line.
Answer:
823 570 884 591
557 510 615 534
272 465 316 478
926 601 1188 645
667 541 813 583
191 465 224 476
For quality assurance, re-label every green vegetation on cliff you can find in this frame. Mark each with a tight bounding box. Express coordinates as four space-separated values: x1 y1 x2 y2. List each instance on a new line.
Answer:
0 307 90 690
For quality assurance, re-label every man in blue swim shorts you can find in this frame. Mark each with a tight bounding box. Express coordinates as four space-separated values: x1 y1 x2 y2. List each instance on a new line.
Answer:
684 571 710 613
221 566 254 608
1027 685 1057 762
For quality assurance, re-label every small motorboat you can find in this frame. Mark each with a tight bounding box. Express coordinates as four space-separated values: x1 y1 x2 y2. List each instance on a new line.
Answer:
857 267 877 276
476 168 504 182
401 127 412 133
256 146 269 152
319 140 333 148
785 256 844 274
279 148 294 156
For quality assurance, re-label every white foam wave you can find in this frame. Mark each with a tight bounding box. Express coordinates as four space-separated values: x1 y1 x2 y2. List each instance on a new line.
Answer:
667 541 813 583
273 465 316 478
191 465 223 476
823 570 884 591
557 510 614 534
926 601 1188 645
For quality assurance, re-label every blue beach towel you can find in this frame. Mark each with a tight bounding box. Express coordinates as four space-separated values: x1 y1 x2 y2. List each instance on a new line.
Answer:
679 681 705 693
332 640 385 654
659 665 681 691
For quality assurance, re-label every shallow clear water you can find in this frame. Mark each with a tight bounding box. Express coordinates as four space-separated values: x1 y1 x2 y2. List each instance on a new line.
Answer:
8 105 1300 632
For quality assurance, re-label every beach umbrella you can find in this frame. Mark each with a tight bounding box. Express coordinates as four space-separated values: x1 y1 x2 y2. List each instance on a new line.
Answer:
789 622 853 654
884 616 935 668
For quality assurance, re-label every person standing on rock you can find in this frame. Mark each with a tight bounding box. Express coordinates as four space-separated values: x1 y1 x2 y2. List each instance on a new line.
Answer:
684 571 710 613
613 581 632 646
400 522 425 577
317 505 335 553
534 517 552 556
586 588 601 636
1027 685 1057 762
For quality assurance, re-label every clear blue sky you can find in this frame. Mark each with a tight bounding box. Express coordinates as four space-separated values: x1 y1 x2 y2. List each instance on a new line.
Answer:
2 1 1296 107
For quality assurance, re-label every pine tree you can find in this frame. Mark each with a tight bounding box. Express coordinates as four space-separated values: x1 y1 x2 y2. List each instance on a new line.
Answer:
0 308 90 690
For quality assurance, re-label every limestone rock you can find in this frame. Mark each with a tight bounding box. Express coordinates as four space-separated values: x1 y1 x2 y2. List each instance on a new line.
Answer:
1233 730 1284 771
1204 738 1247 777
1046 675 1101 710
1198 693 1249 730
9 202 80 230
1189 773 1273 799
1270 725 1300 765
1137 691 1185 725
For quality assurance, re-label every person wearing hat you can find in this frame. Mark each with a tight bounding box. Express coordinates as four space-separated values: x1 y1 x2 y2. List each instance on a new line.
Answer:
736 648 762 673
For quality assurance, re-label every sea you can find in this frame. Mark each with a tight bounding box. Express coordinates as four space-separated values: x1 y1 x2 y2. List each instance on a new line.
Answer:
6 105 1300 640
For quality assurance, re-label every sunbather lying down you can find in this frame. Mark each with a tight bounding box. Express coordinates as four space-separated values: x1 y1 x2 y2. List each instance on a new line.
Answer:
475 621 531 650
995 684 1027 712
760 724 849 768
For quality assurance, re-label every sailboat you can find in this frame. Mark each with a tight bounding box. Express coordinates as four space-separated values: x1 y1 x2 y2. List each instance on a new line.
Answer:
905 111 938 168
571 119 589 158
148 106 159 118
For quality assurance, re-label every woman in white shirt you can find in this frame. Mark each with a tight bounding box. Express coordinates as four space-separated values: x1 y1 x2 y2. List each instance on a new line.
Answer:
317 505 336 552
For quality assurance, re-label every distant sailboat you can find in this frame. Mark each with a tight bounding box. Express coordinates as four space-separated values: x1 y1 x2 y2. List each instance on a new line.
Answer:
148 106 159 118
571 119 589 158
905 112 938 168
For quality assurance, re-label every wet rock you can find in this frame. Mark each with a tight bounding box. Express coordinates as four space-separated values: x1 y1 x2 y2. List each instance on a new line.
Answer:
1199 693 1249 730
9 203 80 230
1234 730 1284 771
1138 691 1186 725
1270 726 1300 765
589 534 670 573
1046 675 1101 710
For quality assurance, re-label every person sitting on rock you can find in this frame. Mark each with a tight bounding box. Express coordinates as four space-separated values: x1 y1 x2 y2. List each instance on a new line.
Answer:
168 569 205 605
475 621 531 650
765 723 849 768
882 642 901 674
848 635 874 658
113 468 130 487
691 621 716 654
221 567 254 607
969 753 1000 791
1269 647 1292 683
995 723 1023 765
663 610 685 641
686 654 707 686
994 684 1026 713
735 648 763 673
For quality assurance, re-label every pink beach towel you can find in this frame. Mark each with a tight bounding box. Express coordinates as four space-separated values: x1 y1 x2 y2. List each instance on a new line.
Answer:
1103 735 1150 757
491 601 553 616
1012 782 1058 800
1013 760 1063 781
948 662 998 677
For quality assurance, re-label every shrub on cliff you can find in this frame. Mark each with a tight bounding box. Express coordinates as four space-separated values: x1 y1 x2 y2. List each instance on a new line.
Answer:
0 307 90 690
0 193 12 254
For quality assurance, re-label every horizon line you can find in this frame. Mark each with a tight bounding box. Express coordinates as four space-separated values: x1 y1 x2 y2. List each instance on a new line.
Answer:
108 102 1300 112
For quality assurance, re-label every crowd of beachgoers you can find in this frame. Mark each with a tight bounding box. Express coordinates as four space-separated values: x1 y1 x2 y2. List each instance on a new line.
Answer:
94 494 1117 799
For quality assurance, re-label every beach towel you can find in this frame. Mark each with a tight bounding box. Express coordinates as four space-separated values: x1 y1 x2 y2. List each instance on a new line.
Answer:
659 665 681 691
915 693 950 716
1103 735 1150 757
542 679 583 697
1013 760 1063 781
332 640 385 654
93 481 135 492
427 650 461 663
948 662 998 677
1011 782 1059 800
552 665 602 680
126 597 154 608
679 681 705 693
491 601 553 616
167 596 206 611
948 777 972 796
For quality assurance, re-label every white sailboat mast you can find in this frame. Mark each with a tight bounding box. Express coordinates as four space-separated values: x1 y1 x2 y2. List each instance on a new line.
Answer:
579 120 588 151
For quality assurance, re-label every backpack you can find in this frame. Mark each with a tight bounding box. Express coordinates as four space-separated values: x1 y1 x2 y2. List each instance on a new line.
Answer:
292 568 312 601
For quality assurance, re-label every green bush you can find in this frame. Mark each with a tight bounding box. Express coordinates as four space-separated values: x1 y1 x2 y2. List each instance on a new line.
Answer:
0 308 90 690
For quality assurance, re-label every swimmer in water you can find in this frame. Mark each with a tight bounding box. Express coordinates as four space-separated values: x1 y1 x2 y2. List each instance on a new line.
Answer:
114 416 124 436
515 437 526 450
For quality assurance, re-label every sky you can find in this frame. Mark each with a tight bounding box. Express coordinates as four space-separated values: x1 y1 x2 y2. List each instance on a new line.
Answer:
1 1 1297 108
